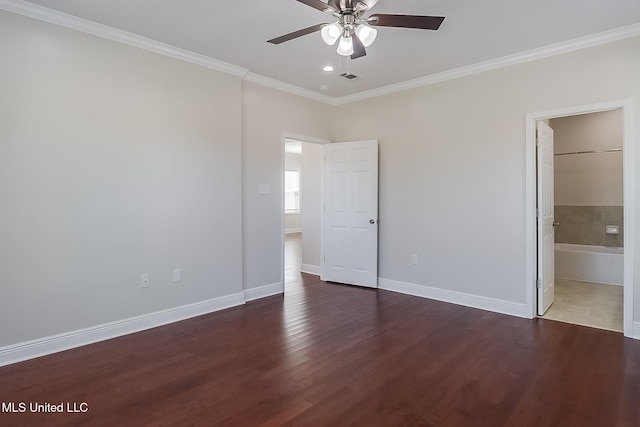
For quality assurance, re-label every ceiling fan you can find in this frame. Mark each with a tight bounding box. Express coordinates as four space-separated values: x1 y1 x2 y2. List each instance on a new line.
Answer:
267 0 445 59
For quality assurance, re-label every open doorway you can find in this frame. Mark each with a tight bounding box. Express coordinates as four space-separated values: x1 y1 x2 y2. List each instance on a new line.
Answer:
541 110 624 332
526 100 634 337
284 140 303 287
282 136 327 293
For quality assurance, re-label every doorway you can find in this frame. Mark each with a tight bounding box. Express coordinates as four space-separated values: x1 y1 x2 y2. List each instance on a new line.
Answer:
542 110 624 332
281 137 380 292
526 100 634 337
281 135 327 292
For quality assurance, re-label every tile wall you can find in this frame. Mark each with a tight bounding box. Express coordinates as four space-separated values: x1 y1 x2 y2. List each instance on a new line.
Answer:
554 205 623 247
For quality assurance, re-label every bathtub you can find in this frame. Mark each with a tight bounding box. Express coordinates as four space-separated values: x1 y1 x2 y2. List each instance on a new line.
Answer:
554 243 623 286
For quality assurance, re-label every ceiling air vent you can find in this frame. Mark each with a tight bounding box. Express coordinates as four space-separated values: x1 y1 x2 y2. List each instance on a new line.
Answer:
340 72 358 80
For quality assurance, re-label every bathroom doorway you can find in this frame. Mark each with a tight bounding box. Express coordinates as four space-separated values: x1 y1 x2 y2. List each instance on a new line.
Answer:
541 109 624 332
526 100 634 337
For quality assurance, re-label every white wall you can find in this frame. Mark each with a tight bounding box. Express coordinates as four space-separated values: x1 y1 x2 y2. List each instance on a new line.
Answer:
300 142 324 271
284 152 302 233
551 110 623 206
0 11 243 347
333 37 640 319
242 82 332 292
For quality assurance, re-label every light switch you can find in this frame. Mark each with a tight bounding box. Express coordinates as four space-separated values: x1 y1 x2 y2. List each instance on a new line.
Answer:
258 184 271 195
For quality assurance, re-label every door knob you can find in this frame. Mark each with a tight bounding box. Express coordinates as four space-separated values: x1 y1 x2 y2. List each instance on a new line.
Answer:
369 219 375 224
553 222 560 227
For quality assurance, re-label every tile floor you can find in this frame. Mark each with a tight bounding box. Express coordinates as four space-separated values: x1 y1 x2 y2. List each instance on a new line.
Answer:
541 278 624 332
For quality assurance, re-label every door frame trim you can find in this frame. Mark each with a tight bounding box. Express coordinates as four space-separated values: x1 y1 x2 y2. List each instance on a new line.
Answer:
281 133 330 290
525 99 634 337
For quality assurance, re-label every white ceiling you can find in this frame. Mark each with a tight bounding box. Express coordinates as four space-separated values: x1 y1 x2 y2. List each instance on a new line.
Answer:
13 0 640 99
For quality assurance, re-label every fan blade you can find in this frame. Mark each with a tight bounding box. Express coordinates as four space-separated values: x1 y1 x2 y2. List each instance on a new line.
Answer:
370 14 445 30
267 23 327 44
296 0 335 13
351 33 366 59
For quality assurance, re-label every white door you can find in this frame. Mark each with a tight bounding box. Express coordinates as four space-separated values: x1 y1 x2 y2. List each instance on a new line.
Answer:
322 140 378 288
537 121 555 315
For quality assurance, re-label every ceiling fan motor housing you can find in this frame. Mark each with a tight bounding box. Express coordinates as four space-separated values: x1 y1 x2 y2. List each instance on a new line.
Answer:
341 13 356 30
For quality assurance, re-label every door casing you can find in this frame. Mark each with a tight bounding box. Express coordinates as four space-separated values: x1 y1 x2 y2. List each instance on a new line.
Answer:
525 99 634 337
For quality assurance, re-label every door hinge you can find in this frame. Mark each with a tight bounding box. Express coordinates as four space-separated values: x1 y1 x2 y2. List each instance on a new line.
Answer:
536 279 542 289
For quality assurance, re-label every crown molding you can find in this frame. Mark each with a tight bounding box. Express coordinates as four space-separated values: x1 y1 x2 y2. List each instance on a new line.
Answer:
2 0 638 106
334 23 640 105
243 72 335 104
0 0 249 77
0 0 336 103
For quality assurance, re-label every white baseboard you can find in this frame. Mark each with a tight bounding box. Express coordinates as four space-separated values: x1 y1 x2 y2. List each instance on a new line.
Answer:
633 322 640 340
244 282 283 302
378 278 530 319
285 229 302 234
0 292 245 367
300 264 321 276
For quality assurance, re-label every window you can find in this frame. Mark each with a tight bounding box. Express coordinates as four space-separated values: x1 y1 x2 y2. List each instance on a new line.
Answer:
284 170 300 213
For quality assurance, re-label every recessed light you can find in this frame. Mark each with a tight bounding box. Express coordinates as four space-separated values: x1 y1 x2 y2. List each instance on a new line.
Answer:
323 65 334 72
319 85 329 92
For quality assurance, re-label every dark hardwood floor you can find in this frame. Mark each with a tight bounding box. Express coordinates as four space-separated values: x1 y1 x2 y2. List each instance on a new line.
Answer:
1 234 639 426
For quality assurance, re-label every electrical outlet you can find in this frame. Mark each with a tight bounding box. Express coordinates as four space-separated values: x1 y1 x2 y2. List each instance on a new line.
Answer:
173 269 181 283
411 254 419 265
140 274 150 288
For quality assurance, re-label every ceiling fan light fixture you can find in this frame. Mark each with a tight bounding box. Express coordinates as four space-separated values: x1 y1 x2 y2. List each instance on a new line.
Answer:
320 23 341 45
355 23 377 47
269 1 446 61
336 34 354 56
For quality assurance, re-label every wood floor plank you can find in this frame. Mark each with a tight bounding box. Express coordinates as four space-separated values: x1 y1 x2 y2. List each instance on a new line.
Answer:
1 234 638 426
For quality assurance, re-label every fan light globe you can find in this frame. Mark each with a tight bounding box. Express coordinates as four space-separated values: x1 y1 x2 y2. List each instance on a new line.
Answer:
355 24 377 47
336 34 354 56
321 23 341 45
